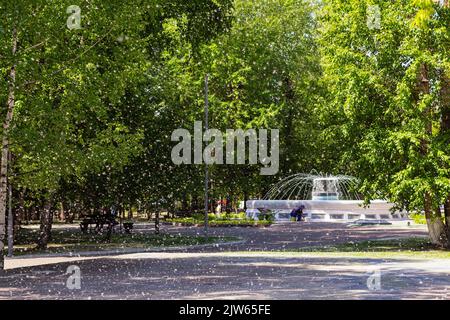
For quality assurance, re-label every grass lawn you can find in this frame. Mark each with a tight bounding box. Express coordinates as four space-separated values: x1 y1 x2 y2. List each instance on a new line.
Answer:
296 237 434 252
272 237 450 259
167 218 272 227
7 227 239 256
167 212 273 227
233 250 450 260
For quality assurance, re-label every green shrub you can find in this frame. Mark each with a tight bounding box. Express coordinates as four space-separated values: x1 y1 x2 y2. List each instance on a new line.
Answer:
223 212 246 220
191 213 217 221
410 213 426 225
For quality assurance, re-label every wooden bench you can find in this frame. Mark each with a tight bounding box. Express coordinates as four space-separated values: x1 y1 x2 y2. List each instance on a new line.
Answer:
80 215 119 234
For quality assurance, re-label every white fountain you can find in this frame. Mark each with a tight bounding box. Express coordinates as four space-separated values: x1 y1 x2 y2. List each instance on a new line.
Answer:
246 173 409 222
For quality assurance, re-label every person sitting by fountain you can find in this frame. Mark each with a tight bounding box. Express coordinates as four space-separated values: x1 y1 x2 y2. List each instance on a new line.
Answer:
290 209 298 221
291 206 305 222
297 206 304 221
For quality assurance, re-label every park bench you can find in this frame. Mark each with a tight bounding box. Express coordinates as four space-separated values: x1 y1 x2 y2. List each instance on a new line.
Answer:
80 215 119 234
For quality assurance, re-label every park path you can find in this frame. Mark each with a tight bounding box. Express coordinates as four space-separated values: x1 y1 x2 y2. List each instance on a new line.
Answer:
1 251 449 299
4 221 428 270
156 221 428 251
2 222 449 300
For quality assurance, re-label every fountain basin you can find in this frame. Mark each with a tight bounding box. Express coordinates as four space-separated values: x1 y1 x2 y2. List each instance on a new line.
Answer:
246 200 408 221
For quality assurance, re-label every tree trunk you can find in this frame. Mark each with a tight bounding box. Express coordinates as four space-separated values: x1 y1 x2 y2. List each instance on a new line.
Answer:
425 202 448 247
226 194 231 214
128 205 132 219
15 188 25 235
443 197 450 239
7 174 13 257
25 205 30 225
31 206 39 221
66 202 76 224
145 204 152 220
0 26 17 270
155 209 160 235
244 191 248 211
59 202 65 222
182 193 188 212
445 207 450 241
424 193 437 243
37 199 54 250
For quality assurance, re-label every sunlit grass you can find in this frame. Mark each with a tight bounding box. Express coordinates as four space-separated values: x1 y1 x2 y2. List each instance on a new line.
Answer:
296 237 435 252
244 237 450 259
232 250 450 259
167 217 272 227
7 228 239 256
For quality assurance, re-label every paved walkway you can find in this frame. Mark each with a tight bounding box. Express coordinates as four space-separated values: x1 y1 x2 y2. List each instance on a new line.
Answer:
2 222 449 300
155 221 428 251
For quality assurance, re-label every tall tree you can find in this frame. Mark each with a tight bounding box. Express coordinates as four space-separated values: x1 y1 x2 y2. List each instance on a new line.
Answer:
319 0 450 246
1 0 233 267
197 0 321 200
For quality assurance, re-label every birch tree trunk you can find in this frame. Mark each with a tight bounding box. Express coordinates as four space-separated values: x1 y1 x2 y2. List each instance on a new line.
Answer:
0 27 17 270
37 199 54 250
425 195 448 247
